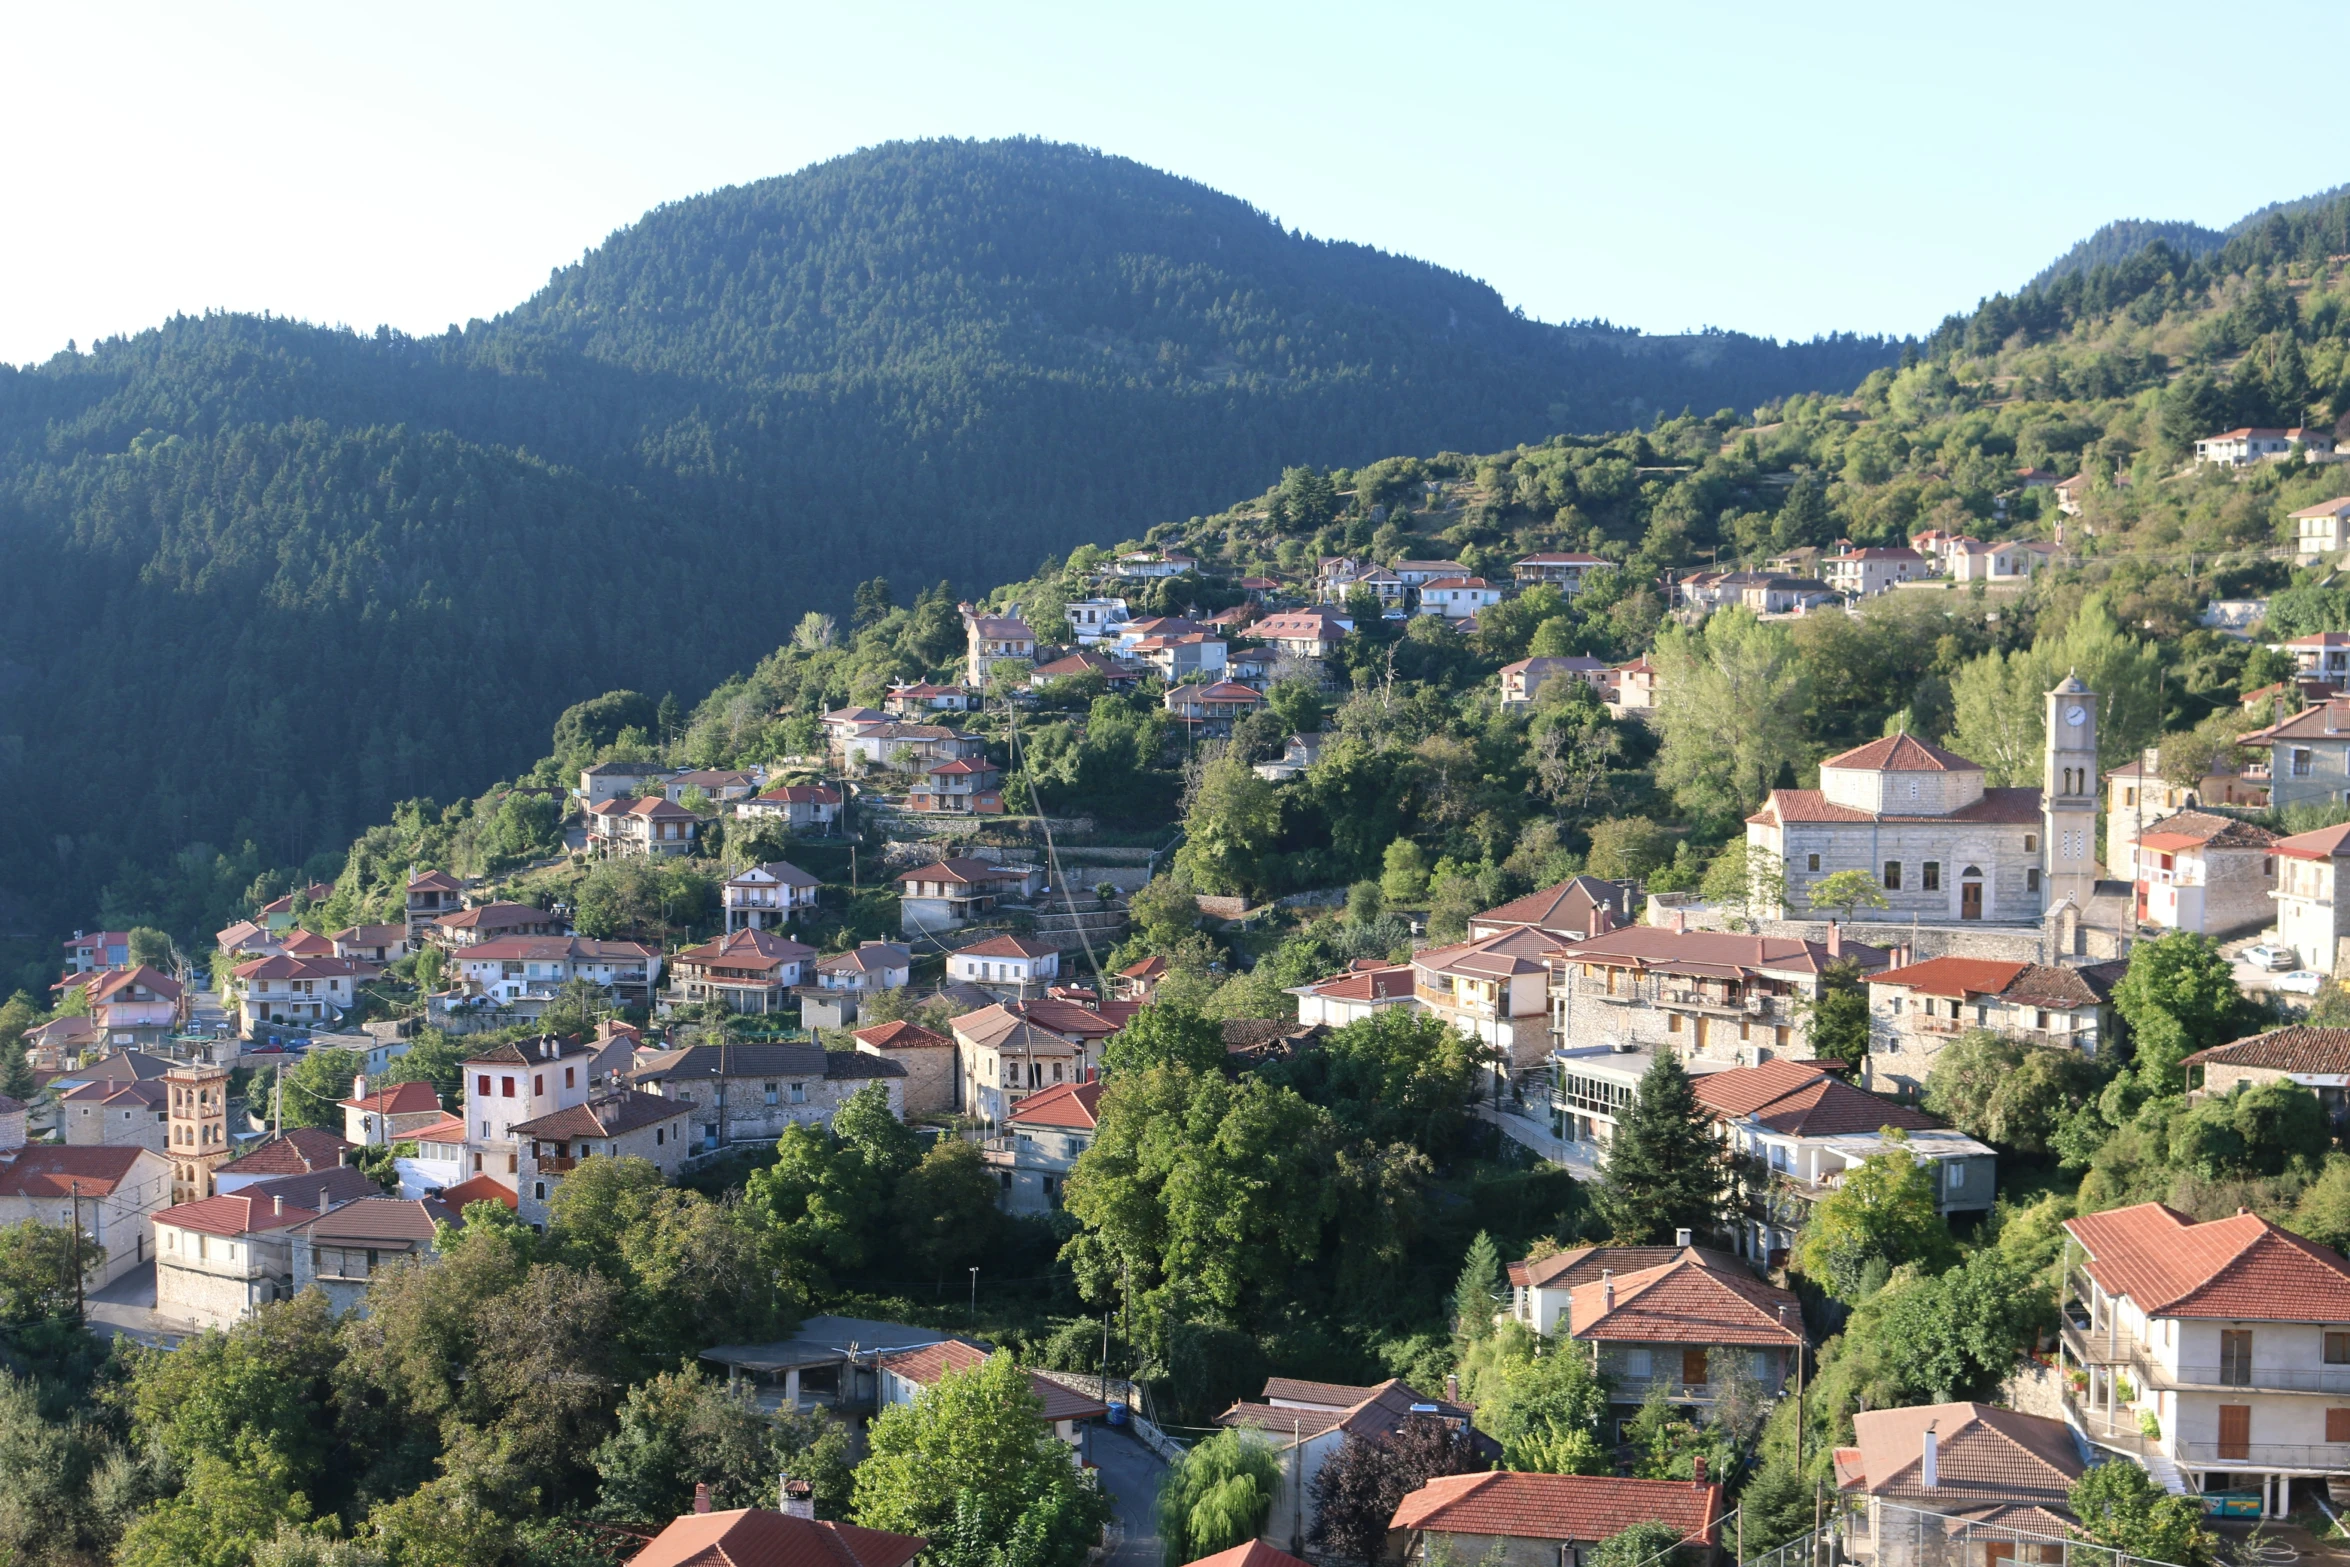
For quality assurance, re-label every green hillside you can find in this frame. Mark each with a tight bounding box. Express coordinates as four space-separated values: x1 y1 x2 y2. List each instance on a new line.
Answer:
0 138 1896 947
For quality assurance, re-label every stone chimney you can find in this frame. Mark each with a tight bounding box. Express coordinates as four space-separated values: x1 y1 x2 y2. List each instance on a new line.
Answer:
781 1477 815 1519
1693 1456 1707 1487
1600 1268 1615 1312
1666 908 1686 935
1826 920 1842 958
1921 1424 1939 1489
694 1483 712 1514
1445 1373 1461 1405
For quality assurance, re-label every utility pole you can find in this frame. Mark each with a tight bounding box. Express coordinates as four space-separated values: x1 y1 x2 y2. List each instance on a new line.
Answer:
69 1180 84 1324
968 1266 978 1331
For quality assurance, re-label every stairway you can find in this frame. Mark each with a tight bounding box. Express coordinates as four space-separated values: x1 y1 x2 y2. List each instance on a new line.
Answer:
2140 1449 2189 1496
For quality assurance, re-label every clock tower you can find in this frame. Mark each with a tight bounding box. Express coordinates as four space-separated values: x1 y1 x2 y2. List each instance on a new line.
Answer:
2043 675 2100 913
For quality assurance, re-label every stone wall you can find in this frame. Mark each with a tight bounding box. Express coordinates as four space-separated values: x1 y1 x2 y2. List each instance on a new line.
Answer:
156 1258 261 1331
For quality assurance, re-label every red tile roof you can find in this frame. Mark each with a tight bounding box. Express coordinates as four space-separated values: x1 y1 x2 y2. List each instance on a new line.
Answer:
0 1145 155 1197
1868 956 2029 997
1007 1081 1102 1130
1472 876 1632 935
1693 1061 1943 1137
1391 1472 1722 1545
278 930 335 957
1551 926 1889 978
217 1127 351 1178
1822 733 1981 772
1566 1250 1806 1345
1183 1542 1312 1567
2274 822 2350 861
233 954 366 982
161 1190 318 1237
512 1090 688 1141
957 934 1060 960
2183 1026 2350 1073
340 1080 443 1115
1296 964 1416 1002
1751 786 2043 826
2133 810 2277 851
1507 1244 1712 1291
1843 1402 2081 1516
2066 1201 2350 1319
852 1021 954 1051
874 1339 1107 1422
626 1508 926 1567
439 1173 518 1210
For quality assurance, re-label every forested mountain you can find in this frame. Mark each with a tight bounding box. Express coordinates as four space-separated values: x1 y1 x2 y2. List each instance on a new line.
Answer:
0 138 1898 952
2028 181 2350 288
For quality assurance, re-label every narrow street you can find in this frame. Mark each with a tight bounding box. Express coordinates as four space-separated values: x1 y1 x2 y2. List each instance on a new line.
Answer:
1087 1425 1165 1567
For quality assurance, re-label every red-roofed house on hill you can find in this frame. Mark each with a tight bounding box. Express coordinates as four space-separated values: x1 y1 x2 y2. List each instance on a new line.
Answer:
1562 1247 1806 1415
1693 1060 1994 1267
1747 676 2103 927
723 860 822 933
962 605 1037 686
665 928 817 1014
81 966 188 1048
875 1337 1106 1444
583 794 699 858
628 1507 924 1567
1290 963 1416 1028
513 1090 695 1224
215 1127 352 1195
340 1077 446 1147
1837 1401 2086 1549
947 934 1061 1000
0 1144 172 1288
1470 876 1636 942
735 781 844 831
1217 1378 1490 1553
228 955 364 1033
1415 577 1503 619
908 755 1005 814
63 931 131 974
1390 1471 1723 1567
984 1080 1101 1215
2121 809 2278 937
405 868 465 935
1512 551 1612 594
1864 956 2125 1097
893 858 1041 935
153 1167 378 1329
2183 1027 2350 1115
2060 1201 2350 1511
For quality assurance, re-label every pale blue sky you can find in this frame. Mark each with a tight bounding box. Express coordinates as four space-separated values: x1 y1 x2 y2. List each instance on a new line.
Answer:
1 1 2337 365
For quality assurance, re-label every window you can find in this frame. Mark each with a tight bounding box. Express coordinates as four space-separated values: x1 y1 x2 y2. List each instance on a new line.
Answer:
1807 853 1821 872
533 1074 544 1097
565 1067 575 1089
655 1128 664 1145
1624 1349 1652 1379
790 1082 806 1104
2024 834 2037 852
2326 1331 2350 1365
2296 749 2315 778
1947 1163 1966 1191
1882 861 1902 891
500 1077 515 1098
507 1153 518 1174
476 1074 490 1096
764 1082 779 1106
1667 1012 1682 1034
2220 1330 2254 1386
2331 1409 2350 1445
1921 862 1941 892
2026 868 2041 893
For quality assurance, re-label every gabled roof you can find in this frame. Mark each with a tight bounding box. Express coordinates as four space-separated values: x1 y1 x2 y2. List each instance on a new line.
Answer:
233 953 366 982
949 1003 1089 1055
634 1042 907 1085
340 1080 443 1116
1218 1378 1482 1454
851 1020 954 1051
1506 1244 1718 1291
754 783 843 805
218 1127 352 1178
1411 925 1560 981
893 857 1025 888
1472 875 1632 934
2245 701 2350 743
814 942 913 974
300 1195 454 1244
873 1338 1108 1423
1692 1060 1942 1137
1820 733 1982 773
277 930 336 957
439 1173 518 1210
466 1035 601 1066
585 794 697 821
513 1090 689 1140
968 615 1035 639
331 924 410 946
160 1190 318 1237
60 1049 172 1083
2183 1025 2350 1074
1514 552 1610 566
1293 964 1415 1003
0 1145 156 1196
434 901 563 931
1007 1080 1102 1130
2273 822 2350 861
732 860 822 888
1842 1402 2081 1518
83 965 183 1004
1866 957 2030 998
2064 1201 2350 1320
2291 499 2350 520
625 1507 927 1567
925 757 998 776
1566 1249 1805 1345
59 1077 167 1108
1391 1472 1722 1545
1551 925 1889 979
1183 1542 1312 1567
957 934 1059 961
1119 955 1169 980
2133 809 2277 852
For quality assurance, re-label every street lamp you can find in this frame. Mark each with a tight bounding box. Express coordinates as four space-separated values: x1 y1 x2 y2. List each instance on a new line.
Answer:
968 1266 979 1331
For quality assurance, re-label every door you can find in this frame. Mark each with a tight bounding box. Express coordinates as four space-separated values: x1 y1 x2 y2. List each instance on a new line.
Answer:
1960 879 1983 920
1692 1016 1708 1052
2221 1330 2254 1386
1682 1348 1709 1389
2218 1404 2251 1461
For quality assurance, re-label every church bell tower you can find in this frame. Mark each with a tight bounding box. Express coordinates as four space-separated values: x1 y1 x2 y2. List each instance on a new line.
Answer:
2043 675 2100 913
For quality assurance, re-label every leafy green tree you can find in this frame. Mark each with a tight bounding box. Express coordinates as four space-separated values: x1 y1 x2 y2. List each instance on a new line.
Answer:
1175 752 1282 898
2112 932 2260 1097
547 1158 790 1365
1154 1429 1283 1567
1597 1051 1729 1244
277 1048 362 1131
1452 1230 1502 1340
1802 963 1872 1068
0 1218 86 1327
592 1366 854 1521
1651 608 1809 828
1592 1521 1697 1567
1806 868 1889 923
1584 817 1671 881
551 691 658 759
1794 1138 1957 1300
375 1028 462 1103
1100 1001 1227 1075
2170 1080 2330 1180
892 1138 1006 1281
1924 1033 2097 1154
852 1351 1111 1567
1266 1007 1481 1154
128 927 175 969
1463 1322 1611 1474
1380 839 1431 904
1873 1250 2057 1404
2068 1456 2216 1567
1699 840 1785 925
1946 596 2160 783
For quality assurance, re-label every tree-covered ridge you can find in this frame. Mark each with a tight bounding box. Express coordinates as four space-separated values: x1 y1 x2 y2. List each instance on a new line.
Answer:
0 138 1900 959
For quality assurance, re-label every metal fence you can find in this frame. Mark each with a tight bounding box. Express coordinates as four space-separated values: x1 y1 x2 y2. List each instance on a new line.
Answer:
1742 1499 2186 1567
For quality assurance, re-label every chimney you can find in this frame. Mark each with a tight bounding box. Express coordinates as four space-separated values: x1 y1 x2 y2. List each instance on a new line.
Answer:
1600 1268 1615 1312
1676 1227 1693 1249
273 1193 284 1215
694 1483 712 1514
1827 920 1842 958
1693 1456 1707 1487
1666 908 1686 935
352 1074 367 1104
1445 1373 1461 1405
1921 1424 1939 1489
318 1187 327 1217
781 1477 815 1519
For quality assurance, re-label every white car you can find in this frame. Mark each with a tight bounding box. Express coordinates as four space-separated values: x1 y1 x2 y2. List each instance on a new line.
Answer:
2273 970 2326 996
2241 944 2298 972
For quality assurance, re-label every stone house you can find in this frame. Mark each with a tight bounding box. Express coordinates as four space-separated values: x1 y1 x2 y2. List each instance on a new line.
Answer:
2246 699 2350 814
951 999 1118 1125
2124 810 2278 936
1469 876 1637 942
214 1127 354 1195
1558 1248 1806 1419
404 869 465 935
1409 926 1559 1073
339 1078 447 1147
1863 956 2125 1098
514 1090 697 1225
631 1042 906 1154
874 1337 1105 1447
851 1021 956 1115
59 1078 168 1150
734 783 843 831
983 1080 1099 1215
583 794 699 857
2106 748 2272 881
908 756 1005 814
153 1166 378 1328
1498 655 1611 706
578 761 666 807
1389 1472 1724 1567
1822 546 1926 598
2181 1027 2350 1121
427 901 569 949
460 1036 621 1182
893 858 1040 935
0 1144 173 1288
292 1195 457 1314
2273 821 2350 974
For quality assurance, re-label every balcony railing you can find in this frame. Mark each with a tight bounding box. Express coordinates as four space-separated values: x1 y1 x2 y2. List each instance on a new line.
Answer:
2154 1362 2350 1394
2171 1440 2350 1469
2060 1315 2136 1368
537 1156 580 1174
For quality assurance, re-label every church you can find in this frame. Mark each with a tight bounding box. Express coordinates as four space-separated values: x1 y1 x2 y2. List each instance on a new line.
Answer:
1745 677 2101 924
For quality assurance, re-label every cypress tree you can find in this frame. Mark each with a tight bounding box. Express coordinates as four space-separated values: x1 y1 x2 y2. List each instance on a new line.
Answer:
1452 1229 1501 1340
1597 1051 1729 1244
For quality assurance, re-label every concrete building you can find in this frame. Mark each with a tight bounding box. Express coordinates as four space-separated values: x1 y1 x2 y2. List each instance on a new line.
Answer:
339 1078 446 1148
893 858 1040 936
2293 499 2350 560
1822 546 1926 598
2123 810 2277 937
460 1035 618 1182
1289 962 1416 1028
2246 699 2350 814
514 1090 697 1225
983 1080 1098 1215
874 1337 1104 1447
631 1041 905 1156
1409 926 1559 1073
1836 1402 2085 1559
1497 655 1611 706
2275 822 2350 975
0 1144 172 1289
153 1166 377 1329
946 935 1061 999
1218 1379 1487 1554
723 861 822 933
2106 748 2272 883
951 999 1118 1125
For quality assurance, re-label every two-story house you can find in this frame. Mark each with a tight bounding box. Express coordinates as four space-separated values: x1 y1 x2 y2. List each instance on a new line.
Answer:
259 883 336 934
1693 1059 1994 1270
1129 633 1228 684
2061 1201 2350 1514
1217 1378 1488 1555
405 869 465 935
2279 632 2350 685
893 858 1041 935
951 998 1118 1125
462 1035 623 1181
908 757 1005 814
1557 1247 1807 1424
1864 957 2125 1098
1410 926 1561 1073
578 760 667 806
450 936 661 1014
665 928 816 1014
153 1166 378 1329
339 1077 446 1147
330 925 410 964
584 794 700 857
665 769 759 804
2106 748 2272 881
2182 1027 2350 1122
81 966 187 1049
1163 680 1264 737
812 940 913 999
230 955 365 1032
2275 823 2350 975
1062 598 1131 644
0 1144 173 1288
1822 547 1926 598
428 901 569 949
724 861 822 933
1512 552 1611 594
2244 700 2350 814
59 1078 168 1150
2122 810 2277 937
984 1080 1098 1214
2195 427 2335 466
963 607 1037 686
735 782 844 831
1837 1402 2086 1560
1416 577 1503 620
1471 877 1638 942
946 935 1061 999
1611 654 1660 712
2293 500 2350 560
1498 655 1611 706
62 930 130 973
292 1195 457 1313
630 1042 906 1158
1252 607 1353 661
514 1090 697 1224
1290 961 1417 1028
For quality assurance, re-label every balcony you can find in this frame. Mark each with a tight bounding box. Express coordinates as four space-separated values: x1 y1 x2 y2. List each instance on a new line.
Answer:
2171 1440 2350 1471
2060 1313 2136 1368
537 1156 580 1174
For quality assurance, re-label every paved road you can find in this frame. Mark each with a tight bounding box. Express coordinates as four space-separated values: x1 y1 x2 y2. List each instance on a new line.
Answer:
1088 1425 1165 1567
86 1261 196 1349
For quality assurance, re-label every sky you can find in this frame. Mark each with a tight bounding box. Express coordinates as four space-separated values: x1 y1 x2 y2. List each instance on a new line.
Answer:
2 1 2341 367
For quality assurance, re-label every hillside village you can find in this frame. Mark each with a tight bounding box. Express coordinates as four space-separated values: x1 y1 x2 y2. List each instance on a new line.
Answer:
24 235 2350 1567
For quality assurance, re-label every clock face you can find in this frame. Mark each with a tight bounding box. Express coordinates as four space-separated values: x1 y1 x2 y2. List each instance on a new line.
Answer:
2064 705 2086 728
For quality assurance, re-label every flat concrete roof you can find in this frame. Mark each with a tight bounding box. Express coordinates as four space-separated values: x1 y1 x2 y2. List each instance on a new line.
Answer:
701 1314 958 1374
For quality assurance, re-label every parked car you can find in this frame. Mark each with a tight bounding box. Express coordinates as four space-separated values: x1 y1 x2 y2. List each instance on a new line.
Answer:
2274 970 2326 996
2242 944 2298 972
